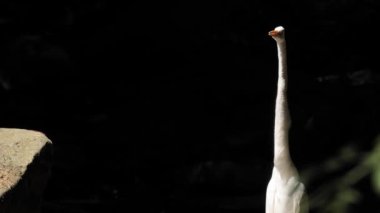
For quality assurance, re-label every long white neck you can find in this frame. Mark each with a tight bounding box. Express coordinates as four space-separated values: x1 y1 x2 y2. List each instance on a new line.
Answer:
273 39 293 171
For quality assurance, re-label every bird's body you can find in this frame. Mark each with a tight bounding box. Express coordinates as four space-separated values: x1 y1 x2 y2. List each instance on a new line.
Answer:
266 26 308 213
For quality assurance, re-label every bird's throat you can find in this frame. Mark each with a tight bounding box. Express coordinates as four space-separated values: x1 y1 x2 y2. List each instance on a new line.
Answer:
274 39 292 166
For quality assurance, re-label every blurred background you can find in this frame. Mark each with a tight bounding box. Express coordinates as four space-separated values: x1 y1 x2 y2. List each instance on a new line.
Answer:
0 0 380 212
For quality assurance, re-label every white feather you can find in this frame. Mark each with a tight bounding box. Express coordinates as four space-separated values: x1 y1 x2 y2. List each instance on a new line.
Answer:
266 26 308 213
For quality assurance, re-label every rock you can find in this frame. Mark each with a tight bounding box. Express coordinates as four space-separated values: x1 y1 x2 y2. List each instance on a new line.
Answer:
0 128 52 213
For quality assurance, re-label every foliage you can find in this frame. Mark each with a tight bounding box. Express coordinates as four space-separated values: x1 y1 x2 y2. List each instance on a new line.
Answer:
303 136 380 212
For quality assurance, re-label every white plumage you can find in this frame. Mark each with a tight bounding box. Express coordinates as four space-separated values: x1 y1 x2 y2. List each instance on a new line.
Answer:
266 26 308 213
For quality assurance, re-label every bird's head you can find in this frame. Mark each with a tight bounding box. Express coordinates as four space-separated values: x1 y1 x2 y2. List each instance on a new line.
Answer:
269 26 285 42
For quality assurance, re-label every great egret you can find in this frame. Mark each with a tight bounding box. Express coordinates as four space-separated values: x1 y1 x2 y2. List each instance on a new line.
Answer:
265 26 308 213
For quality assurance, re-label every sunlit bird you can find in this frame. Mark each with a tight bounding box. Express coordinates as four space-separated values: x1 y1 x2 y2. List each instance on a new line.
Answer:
266 26 308 213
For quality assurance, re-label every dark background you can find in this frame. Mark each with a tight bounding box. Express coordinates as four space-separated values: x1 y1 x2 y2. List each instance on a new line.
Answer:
0 0 379 212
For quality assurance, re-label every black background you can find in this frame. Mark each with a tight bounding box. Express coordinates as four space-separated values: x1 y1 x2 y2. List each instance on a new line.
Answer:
0 0 379 212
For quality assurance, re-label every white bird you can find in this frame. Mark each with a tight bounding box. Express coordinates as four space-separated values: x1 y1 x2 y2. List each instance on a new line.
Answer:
266 26 308 213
